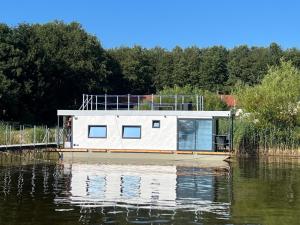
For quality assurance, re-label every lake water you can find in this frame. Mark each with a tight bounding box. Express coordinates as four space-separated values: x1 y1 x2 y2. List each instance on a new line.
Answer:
0 155 300 225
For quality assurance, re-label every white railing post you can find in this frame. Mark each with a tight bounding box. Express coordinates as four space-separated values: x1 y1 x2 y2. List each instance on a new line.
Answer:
91 95 93 110
151 94 154 110
45 125 48 146
19 125 22 147
9 125 11 145
128 94 130 110
117 96 119 110
84 94 87 110
86 94 87 110
96 95 98 110
196 95 199 111
56 116 59 147
105 94 107 110
82 94 85 110
47 128 49 145
5 124 8 146
33 125 36 147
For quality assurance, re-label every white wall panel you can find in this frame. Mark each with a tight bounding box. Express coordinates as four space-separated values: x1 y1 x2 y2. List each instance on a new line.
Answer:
72 115 177 150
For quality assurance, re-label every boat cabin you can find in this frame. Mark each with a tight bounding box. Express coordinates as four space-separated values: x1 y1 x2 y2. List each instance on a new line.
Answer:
57 94 233 153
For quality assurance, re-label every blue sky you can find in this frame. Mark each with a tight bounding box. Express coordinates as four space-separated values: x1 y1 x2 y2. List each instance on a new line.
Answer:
1 0 300 49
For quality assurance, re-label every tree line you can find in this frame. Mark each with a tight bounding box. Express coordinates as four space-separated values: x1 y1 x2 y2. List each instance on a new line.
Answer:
1 21 300 123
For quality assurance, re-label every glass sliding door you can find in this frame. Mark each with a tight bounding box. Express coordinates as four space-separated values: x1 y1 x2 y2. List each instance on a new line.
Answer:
178 119 213 151
178 120 195 150
195 120 213 151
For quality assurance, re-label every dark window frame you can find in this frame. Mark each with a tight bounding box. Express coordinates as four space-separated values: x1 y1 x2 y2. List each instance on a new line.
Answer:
122 125 141 139
88 125 107 138
152 120 160 128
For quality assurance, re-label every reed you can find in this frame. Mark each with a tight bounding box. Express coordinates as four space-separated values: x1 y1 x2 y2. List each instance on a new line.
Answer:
0 121 56 145
233 118 300 155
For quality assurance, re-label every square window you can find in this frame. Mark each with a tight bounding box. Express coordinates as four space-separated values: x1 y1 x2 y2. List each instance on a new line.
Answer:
88 125 107 138
152 120 160 128
122 126 141 139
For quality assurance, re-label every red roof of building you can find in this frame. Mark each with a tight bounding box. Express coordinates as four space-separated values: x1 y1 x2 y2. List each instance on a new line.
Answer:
219 95 236 107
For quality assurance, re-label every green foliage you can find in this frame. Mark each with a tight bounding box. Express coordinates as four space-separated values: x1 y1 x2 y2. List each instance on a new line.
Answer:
1 21 300 126
233 118 300 154
108 46 155 94
227 43 282 86
198 46 228 91
234 61 300 153
0 121 56 145
236 61 300 128
0 21 123 123
158 85 228 111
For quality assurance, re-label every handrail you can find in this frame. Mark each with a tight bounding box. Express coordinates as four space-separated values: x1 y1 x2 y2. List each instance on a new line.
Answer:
79 94 204 111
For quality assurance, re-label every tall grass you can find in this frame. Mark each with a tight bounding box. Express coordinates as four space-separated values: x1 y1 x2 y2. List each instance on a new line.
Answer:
233 118 300 155
0 121 56 145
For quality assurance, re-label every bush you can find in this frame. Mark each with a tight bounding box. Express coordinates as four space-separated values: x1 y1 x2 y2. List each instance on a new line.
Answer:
158 85 228 111
234 61 300 153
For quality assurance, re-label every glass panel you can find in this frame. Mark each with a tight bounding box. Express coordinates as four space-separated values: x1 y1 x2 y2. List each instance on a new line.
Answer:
178 119 213 151
88 126 107 138
123 126 141 139
152 120 160 128
178 120 195 150
195 120 212 151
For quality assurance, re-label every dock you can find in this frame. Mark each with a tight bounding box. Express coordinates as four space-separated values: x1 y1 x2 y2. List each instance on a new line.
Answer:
0 143 57 150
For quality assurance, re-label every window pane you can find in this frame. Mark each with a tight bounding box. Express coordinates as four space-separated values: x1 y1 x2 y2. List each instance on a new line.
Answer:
123 126 141 139
89 126 107 138
195 120 212 151
178 120 195 150
152 120 160 128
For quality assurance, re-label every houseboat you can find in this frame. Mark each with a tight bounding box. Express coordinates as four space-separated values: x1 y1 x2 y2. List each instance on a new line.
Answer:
57 94 233 153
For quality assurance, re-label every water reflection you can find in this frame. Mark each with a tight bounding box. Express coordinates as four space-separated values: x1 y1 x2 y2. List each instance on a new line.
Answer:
0 160 231 225
2 155 300 224
57 164 230 215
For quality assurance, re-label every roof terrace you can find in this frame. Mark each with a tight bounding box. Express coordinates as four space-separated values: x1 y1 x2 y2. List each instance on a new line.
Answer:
79 94 204 111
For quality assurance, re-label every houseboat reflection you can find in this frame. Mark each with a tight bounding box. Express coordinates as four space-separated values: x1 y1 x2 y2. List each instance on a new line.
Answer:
57 164 231 215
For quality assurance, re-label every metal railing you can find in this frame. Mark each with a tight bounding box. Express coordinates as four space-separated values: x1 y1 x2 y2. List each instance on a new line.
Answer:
0 122 61 148
79 94 204 111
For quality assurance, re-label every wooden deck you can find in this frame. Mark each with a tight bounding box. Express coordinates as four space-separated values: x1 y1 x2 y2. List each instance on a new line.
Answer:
0 143 57 150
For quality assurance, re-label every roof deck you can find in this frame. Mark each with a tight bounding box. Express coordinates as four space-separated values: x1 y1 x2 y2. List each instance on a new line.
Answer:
57 109 231 118
79 94 204 111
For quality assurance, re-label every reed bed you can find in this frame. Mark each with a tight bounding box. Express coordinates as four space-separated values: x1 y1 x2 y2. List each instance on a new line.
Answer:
0 121 56 145
233 119 300 155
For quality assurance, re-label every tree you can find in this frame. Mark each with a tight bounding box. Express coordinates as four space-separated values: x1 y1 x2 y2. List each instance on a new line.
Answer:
0 21 120 123
147 47 174 90
284 48 300 69
236 60 300 128
108 46 155 94
198 46 228 92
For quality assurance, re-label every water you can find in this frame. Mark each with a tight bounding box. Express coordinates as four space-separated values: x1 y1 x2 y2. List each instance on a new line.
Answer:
0 155 300 225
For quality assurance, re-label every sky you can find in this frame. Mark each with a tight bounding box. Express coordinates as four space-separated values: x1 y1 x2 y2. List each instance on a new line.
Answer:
1 0 300 49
